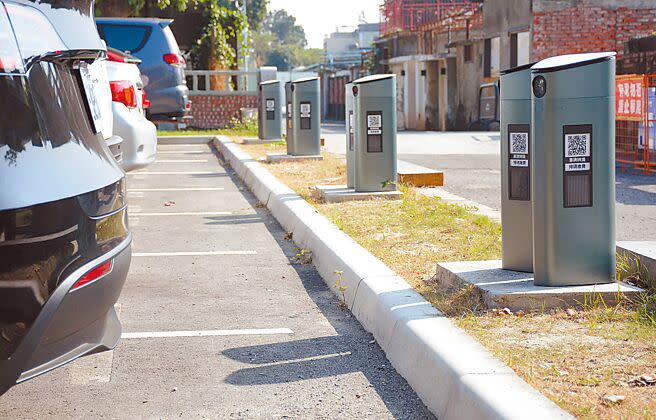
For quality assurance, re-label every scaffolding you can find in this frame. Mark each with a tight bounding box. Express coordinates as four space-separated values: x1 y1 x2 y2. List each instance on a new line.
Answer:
379 0 480 35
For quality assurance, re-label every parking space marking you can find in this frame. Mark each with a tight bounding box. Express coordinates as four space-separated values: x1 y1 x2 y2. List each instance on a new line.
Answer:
129 211 232 216
128 187 225 192
157 151 208 154
128 171 222 175
132 251 257 257
154 159 209 163
121 328 293 339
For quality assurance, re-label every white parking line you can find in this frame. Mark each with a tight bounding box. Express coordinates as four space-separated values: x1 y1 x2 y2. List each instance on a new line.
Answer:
128 187 225 192
128 171 221 175
155 159 209 163
129 211 232 216
121 328 293 339
132 251 257 257
157 151 208 154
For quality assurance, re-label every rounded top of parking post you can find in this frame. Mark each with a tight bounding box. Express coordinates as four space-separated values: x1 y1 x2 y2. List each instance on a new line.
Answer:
291 76 319 85
500 62 536 101
532 52 615 74
353 74 395 85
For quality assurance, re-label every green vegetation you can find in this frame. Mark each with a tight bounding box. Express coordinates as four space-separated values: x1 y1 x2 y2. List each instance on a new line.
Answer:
158 116 258 138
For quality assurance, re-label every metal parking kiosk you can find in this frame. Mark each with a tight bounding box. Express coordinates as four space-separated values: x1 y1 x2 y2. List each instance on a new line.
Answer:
352 74 397 192
285 81 295 155
258 80 282 140
531 52 616 286
291 77 321 156
500 63 535 273
345 82 355 188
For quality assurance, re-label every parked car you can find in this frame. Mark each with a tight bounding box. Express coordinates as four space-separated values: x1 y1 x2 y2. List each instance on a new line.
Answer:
96 18 191 120
0 0 131 395
88 56 124 164
105 48 157 171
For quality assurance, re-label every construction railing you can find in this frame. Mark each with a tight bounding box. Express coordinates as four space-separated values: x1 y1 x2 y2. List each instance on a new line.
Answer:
186 69 259 96
379 0 480 35
616 74 656 175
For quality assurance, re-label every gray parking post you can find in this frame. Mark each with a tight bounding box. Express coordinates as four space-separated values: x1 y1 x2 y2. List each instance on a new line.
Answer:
291 77 321 156
285 81 295 155
345 82 355 188
352 74 397 192
500 63 535 273
258 80 283 140
531 52 616 286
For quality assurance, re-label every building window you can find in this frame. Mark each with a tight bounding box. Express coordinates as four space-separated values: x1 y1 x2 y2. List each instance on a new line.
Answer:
484 37 500 78
510 31 530 68
464 44 472 62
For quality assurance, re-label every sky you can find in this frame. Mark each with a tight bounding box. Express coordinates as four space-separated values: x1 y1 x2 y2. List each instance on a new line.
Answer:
267 0 382 49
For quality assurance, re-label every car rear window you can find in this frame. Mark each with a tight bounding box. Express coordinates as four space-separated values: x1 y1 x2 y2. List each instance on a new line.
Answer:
99 24 151 54
0 4 22 74
5 2 65 65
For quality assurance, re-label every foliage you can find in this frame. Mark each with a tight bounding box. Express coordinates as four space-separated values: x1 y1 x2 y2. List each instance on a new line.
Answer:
96 0 267 69
253 9 321 71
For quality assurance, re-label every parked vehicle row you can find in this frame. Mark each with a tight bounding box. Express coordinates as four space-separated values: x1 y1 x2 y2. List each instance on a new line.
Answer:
0 0 189 396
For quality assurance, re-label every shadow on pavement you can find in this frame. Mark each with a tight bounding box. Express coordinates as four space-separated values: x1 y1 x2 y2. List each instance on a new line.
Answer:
616 169 656 206
212 146 435 419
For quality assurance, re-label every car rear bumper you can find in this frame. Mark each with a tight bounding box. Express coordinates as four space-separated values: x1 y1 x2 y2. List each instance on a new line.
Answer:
113 104 158 172
0 235 132 394
148 84 190 118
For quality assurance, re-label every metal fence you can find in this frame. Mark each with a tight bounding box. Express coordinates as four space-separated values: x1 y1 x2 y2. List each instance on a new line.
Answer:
186 69 259 96
616 74 656 175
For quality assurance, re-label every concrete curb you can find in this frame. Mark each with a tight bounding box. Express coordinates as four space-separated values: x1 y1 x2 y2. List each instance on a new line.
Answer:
212 135 571 420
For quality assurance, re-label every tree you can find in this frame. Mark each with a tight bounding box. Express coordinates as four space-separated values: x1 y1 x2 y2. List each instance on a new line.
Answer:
96 0 268 70
264 10 306 47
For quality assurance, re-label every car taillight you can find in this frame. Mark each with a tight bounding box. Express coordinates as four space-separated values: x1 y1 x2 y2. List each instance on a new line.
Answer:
110 80 137 108
142 90 151 109
70 259 113 292
163 53 185 66
107 50 127 63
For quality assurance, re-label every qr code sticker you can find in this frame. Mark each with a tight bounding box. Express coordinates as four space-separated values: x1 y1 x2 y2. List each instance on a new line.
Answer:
510 132 528 154
565 133 590 158
368 114 382 128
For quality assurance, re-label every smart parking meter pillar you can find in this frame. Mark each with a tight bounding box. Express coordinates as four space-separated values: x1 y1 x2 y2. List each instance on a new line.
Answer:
292 77 321 156
500 63 534 273
345 82 355 188
258 80 282 140
353 74 397 192
285 81 295 155
531 52 616 286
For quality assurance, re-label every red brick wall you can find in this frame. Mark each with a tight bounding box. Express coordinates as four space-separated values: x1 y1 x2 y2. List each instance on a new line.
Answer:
188 94 257 129
533 5 656 61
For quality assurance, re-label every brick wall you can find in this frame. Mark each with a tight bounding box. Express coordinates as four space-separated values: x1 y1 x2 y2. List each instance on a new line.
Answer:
533 4 656 62
187 94 257 129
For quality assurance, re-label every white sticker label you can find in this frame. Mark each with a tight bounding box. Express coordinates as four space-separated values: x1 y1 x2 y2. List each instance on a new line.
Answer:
565 162 591 172
349 113 354 133
367 114 382 129
565 133 590 158
266 99 275 111
300 103 311 117
510 159 529 167
510 132 528 154
287 103 291 115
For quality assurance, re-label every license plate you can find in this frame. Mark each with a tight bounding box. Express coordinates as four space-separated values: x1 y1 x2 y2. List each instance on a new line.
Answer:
79 62 103 134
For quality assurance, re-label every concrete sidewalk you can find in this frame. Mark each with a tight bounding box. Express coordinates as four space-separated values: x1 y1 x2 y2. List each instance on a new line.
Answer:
0 142 432 418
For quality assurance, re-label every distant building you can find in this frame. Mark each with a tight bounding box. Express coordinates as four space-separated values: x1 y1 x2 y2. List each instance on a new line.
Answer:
320 23 379 120
375 0 656 131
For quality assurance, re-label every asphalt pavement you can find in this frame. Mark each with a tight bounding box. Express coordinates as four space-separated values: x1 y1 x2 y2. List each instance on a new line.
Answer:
0 142 432 418
321 123 656 241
